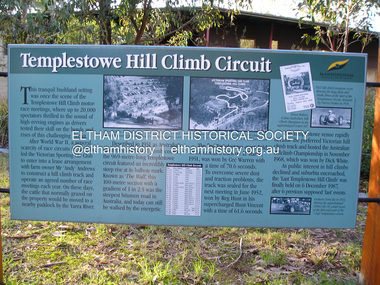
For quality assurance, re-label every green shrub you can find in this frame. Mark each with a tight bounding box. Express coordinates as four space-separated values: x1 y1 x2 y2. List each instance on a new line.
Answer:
0 97 8 147
361 88 376 179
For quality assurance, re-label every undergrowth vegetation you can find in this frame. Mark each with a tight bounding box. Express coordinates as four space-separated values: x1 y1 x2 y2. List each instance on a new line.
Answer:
361 88 376 179
0 97 7 148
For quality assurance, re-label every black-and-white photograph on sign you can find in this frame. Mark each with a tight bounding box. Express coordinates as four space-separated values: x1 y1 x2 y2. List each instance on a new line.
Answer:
189 78 270 131
270 197 311 215
311 107 352 129
103 75 183 129
280 62 315 113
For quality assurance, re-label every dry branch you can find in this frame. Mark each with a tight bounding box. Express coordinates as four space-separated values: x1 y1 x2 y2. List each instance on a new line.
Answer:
41 261 67 268
223 237 243 268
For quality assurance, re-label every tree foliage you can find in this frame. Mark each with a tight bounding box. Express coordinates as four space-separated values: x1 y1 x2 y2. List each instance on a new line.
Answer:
298 0 380 52
0 0 249 47
0 0 72 45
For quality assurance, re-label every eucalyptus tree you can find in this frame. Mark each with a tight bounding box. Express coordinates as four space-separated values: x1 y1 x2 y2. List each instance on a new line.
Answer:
298 0 380 52
0 0 250 46
69 0 247 46
0 0 73 46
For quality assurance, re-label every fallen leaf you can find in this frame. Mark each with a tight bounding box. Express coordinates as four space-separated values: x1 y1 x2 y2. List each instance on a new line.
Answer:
57 225 70 230
51 231 65 237
86 227 97 232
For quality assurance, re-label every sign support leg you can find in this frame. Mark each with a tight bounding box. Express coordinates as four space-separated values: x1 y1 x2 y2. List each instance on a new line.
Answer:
360 46 380 284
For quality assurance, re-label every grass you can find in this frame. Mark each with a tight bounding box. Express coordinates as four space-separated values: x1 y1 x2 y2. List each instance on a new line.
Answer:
0 152 368 284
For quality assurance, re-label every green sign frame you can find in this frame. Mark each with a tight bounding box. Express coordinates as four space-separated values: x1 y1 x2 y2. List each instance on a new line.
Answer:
9 45 367 228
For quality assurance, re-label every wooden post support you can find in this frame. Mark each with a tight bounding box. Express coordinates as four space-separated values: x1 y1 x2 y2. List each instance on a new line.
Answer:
360 44 380 284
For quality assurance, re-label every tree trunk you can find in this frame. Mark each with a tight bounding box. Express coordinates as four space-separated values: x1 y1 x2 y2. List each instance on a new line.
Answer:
134 0 152 45
99 0 112 45
343 19 349 52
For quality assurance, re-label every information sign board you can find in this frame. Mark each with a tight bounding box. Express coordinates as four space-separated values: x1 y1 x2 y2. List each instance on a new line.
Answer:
8 45 367 228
